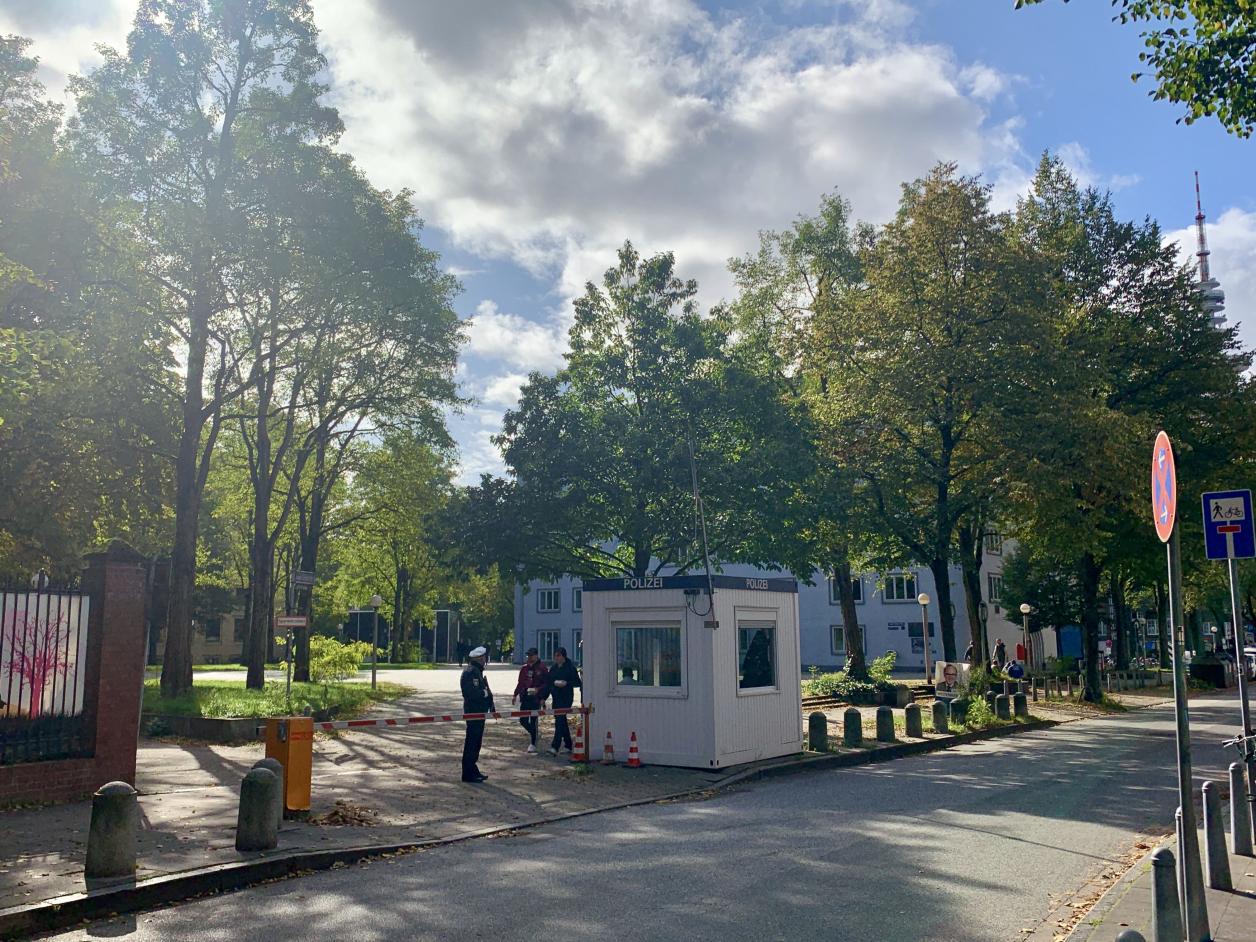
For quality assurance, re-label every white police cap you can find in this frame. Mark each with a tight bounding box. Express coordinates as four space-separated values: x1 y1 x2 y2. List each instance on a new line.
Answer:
469 645 487 658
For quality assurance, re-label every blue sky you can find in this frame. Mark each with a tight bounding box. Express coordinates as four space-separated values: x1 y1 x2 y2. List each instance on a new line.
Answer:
3 0 1252 482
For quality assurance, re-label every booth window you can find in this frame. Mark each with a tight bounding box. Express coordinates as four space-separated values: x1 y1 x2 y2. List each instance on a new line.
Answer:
737 621 776 689
538 629 559 661
616 625 682 688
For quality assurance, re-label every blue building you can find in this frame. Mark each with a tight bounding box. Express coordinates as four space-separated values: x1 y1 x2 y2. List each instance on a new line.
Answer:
513 535 1021 673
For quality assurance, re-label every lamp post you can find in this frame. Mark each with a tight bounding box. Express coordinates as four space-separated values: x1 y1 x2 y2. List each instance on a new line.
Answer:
1019 603 1032 670
917 592 933 686
978 601 989 667
369 593 384 690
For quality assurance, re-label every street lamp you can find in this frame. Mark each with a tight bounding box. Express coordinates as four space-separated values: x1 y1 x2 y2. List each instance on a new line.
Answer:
977 601 989 666
917 592 933 687
1019 603 1032 670
369 593 384 690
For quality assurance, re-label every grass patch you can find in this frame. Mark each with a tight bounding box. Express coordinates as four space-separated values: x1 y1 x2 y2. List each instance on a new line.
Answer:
142 679 412 719
189 663 282 672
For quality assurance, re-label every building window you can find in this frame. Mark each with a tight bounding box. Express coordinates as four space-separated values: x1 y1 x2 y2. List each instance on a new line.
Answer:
538 629 559 661
616 624 682 688
573 629 583 666
203 617 221 642
233 617 245 642
737 621 777 690
572 588 582 612
537 588 560 613
829 575 863 605
831 624 866 656
984 532 1004 555
884 572 917 601
987 574 1004 604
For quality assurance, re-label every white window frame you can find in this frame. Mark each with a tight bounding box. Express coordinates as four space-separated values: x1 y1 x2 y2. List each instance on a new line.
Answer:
572 588 582 612
831 624 866 657
537 629 559 661
537 587 560 613
883 572 917 602
610 614 687 699
987 573 1004 604
829 575 863 605
203 617 221 643
984 532 1004 555
736 618 779 695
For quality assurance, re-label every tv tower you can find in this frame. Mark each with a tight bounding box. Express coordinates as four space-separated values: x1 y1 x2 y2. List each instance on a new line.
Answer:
1195 171 1226 327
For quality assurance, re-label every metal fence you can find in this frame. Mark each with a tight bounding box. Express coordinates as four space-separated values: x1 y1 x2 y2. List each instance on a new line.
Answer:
0 582 93 765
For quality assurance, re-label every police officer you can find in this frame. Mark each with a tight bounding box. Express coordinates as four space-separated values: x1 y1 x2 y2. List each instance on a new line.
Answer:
461 645 495 783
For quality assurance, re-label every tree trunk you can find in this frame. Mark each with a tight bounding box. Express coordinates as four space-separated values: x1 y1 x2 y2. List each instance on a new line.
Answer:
1080 552 1103 702
245 537 273 689
928 557 958 662
956 520 986 667
832 554 866 679
1111 575 1130 671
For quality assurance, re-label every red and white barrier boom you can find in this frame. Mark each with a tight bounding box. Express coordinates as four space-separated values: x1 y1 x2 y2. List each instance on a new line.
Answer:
314 705 591 732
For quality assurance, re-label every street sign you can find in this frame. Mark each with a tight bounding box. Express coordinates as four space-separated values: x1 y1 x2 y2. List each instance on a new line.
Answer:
1151 431 1177 543
292 570 316 588
1202 489 1256 560
275 615 309 629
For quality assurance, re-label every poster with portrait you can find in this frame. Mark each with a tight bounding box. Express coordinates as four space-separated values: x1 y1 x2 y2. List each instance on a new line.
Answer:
932 661 968 701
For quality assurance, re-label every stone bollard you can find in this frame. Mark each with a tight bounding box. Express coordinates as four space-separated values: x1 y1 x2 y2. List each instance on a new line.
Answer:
1013 692 1028 719
1229 762 1254 856
950 698 969 726
904 703 923 738
236 767 280 852
252 757 285 823
931 700 949 734
1017 680 1028 697
875 705 895 742
1031 677 1039 702
1115 931 1147 942
1066 676 1074 698
995 694 1011 721
985 691 997 712
808 711 829 752
1203 780 1233 890
1151 846 1183 942
843 707 862 747
85 781 139 879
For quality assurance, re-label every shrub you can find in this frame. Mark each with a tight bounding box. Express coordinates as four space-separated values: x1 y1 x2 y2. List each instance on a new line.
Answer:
310 636 375 684
867 651 897 684
963 695 998 730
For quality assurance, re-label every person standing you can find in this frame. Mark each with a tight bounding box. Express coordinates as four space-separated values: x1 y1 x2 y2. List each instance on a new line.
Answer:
993 638 1007 669
460 646 494 783
547 647 581 755
513 647 550 754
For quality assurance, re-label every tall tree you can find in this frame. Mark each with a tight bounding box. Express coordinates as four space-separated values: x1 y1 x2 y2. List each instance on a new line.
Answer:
69 0 343 695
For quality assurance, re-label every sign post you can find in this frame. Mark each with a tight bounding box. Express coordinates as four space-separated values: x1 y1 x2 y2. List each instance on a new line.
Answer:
1153 431 1209 941
1202 488 1256 846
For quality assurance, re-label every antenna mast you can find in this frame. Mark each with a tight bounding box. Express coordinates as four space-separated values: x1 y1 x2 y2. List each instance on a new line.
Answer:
1194 172 1226 327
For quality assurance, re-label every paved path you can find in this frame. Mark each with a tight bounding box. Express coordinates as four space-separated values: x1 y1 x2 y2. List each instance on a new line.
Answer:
44 694 1249 941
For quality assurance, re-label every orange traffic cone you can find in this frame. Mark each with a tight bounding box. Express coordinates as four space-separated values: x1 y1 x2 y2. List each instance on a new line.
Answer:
571 720 588 763
601 730 615 764
627 731 642 768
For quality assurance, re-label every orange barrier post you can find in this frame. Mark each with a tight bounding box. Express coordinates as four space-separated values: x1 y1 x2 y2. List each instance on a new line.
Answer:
571 719 588 763
627 731 642 769
601 730 615 764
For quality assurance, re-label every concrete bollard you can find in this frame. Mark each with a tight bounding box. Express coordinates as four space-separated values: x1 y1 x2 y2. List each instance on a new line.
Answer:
252 757 285 823
875 705 895 742
1151 845 1183 942
931 700 949 735
1229 762 1254 856
236 767 280 852
950 698 969 726
985 691 997 712
843 707 862 747
1115 931 1147 942
808 711 829 752
904 703 923 738
1018 680 1028 697
1066 676 1074 698
1031 677 1039 702
85 781 139 879
1203 780 1233 890
1013 692 1028 719
995 694 1011 720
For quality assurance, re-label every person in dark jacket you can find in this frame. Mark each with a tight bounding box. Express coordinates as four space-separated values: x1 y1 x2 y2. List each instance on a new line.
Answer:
546 647 582 755
993 638 1007 668
513 647 550 754
460 646 495 782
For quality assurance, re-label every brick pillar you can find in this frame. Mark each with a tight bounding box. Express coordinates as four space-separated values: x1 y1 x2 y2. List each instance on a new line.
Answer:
81 541 149 787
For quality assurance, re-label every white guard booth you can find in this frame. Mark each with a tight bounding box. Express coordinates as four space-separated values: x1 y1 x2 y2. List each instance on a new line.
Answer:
581 574 802 769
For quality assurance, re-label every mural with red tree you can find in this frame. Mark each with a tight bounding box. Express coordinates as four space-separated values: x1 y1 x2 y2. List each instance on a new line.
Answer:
2 602 75 718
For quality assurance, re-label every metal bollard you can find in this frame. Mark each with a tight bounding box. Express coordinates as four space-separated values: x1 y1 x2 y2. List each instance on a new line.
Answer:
236 767 280 852
995 694 1011 721
808 711 828 752
904 703 923 738
1203 780 1233 890
85 781 139 879
1066 675 1074 698
875 705 894 742
1031 677 1039 702
931 700 949 734
1229 762 1254 856
843 707 862 747
1012 692 1028 719
252 757 285 825
1151 846 1183 942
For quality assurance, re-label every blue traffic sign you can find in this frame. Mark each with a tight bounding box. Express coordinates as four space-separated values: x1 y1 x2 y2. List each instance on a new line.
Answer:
1201 489 1256 560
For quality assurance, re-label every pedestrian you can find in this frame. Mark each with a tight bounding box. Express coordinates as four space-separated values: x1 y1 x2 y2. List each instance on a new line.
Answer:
460 645 494 783
963 641 974 664
512 646 550 755
993 638 1006 668
1007 659 1025 680
546 646 581 755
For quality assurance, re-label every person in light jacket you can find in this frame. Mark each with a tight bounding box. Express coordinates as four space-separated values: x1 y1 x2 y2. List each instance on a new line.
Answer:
546 647 582 755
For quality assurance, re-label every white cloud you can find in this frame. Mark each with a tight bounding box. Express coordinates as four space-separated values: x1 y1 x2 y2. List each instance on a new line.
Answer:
1165 208 1256 355
0 0 132 98
464 300 568 373
481 372 530 409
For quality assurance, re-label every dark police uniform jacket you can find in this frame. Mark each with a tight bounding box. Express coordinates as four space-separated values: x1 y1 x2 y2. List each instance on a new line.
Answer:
461 662 495 714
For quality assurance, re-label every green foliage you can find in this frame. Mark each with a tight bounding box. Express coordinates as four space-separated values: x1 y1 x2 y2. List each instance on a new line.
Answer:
965 665 1002 696
1043 656 1079 677
142 679 410 719
867 651 897 684
308 636 375 685
960 695 999 730
802 671 886 703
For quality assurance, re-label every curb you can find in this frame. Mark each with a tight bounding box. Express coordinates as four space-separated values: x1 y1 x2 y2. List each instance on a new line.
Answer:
1060 839 1162 942
0 717 1053 939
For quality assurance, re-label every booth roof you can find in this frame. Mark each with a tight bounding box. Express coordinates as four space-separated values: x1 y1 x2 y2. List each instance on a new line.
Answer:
581 574 798 594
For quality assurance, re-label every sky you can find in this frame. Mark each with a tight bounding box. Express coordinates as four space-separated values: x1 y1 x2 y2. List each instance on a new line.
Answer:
2 0 1253 484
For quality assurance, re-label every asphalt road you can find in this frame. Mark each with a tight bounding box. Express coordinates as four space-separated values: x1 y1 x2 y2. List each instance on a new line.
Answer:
51 694 1247 942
